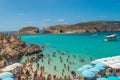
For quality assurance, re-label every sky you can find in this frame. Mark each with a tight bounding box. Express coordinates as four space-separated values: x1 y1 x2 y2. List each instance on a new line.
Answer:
0 0 120 31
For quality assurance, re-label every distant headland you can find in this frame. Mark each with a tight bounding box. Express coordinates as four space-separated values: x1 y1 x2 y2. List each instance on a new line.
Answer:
43 21 120 34
16 26 39 34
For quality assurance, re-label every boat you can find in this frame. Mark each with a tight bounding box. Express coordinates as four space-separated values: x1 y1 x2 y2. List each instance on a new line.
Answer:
104 34 118 41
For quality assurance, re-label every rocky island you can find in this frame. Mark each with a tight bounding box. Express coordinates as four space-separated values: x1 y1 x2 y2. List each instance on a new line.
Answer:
43 21 120 34
16 26 39 34
0 33 42 68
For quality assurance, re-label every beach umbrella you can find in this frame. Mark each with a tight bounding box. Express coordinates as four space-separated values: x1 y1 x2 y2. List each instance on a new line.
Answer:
114 59 120 63
77 67 86 73
88 67 100 73
107 76 120 80
96 77 107 80
82 64 93 69
118 76 120 79
2 77 14 80
82 70 95 78
95 66 105 70
99 57 112 61
77 65 93 72
2 65 15 72
115 63 120 65
91 61 101 65
12 63 22 67
109 64 120 69
95 63 106 67
0 72 13 79
101 61 114 66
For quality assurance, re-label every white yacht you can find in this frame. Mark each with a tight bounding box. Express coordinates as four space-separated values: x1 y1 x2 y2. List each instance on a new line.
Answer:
104 34 117 41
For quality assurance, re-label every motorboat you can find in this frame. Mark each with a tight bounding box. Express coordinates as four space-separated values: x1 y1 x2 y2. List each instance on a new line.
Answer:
104 34 117 41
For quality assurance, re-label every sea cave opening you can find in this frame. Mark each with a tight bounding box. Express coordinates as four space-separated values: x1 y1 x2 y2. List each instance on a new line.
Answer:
59 30 64 33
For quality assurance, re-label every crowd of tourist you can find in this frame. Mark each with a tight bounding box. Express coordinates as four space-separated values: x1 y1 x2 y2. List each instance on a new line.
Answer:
13 50 87 80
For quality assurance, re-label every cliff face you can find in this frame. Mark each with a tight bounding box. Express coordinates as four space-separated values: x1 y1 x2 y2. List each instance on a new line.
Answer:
17 26 39 34
43 21 120 34
0 33 41 68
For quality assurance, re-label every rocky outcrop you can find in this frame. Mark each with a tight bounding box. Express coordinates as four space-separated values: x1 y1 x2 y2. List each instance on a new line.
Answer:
17 26 39 34
43 21 120 34
0 33 42 68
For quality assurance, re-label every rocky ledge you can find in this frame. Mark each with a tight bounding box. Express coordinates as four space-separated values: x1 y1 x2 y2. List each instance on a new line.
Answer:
0 33 42 68
16 26 39 34
43 21 120 34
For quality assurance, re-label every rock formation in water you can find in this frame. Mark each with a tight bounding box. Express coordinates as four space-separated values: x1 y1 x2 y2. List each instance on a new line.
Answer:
17 26 39 34
43 21 120 34
0 33 41 68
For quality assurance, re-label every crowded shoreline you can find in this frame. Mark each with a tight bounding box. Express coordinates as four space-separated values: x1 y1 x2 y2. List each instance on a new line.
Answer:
0 32 120 80
1 49 120 80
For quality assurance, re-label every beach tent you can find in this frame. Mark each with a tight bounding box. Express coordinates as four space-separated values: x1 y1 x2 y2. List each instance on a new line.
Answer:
107 76 120 80
0 72 13 79
82 70 95 78
96 77 107 80
2 77 14 80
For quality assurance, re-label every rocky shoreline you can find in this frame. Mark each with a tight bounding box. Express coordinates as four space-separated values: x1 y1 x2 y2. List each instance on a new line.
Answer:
16 26 39 34
0 33 42 68
43 21 120 34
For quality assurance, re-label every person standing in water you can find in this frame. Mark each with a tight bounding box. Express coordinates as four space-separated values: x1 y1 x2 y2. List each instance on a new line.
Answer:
67 65 70 71
54 66 56 71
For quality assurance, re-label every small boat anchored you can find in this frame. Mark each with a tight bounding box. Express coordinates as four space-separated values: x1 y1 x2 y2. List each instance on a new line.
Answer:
104 34 118 41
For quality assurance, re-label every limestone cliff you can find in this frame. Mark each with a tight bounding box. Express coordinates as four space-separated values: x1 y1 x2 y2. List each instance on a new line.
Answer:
17 26 39 34
0 33 41 68
43 21 120 34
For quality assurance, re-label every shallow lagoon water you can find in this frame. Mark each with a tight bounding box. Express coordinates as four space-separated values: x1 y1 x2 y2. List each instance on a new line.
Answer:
18 32 120 77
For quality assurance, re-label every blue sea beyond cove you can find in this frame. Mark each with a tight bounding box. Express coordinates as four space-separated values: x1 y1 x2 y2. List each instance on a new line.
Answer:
19 32 120 59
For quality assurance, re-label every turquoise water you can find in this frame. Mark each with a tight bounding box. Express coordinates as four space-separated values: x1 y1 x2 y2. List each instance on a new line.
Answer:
18 32 120 77
19 32 120 59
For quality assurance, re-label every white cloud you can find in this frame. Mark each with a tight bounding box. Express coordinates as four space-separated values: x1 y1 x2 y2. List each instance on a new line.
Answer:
76 16 82 18
16 13 25 16
43 18 52 21
99 16 108 18
57 19 64 22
